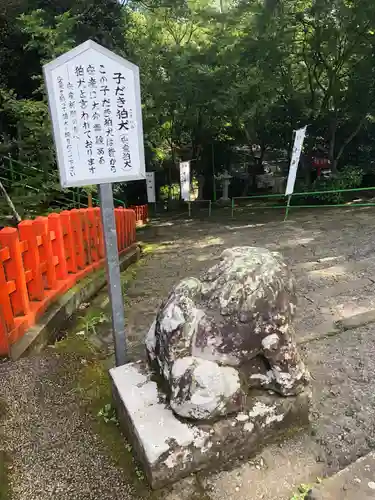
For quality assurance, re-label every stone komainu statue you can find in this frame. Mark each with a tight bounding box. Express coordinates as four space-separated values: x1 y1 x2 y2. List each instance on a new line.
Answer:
146 247 310 420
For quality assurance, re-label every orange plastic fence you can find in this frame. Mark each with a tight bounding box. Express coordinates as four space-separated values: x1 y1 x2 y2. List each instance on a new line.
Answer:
0 207 140 356
129 205 149 225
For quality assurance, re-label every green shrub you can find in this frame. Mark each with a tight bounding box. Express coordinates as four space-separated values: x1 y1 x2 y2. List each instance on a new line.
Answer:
298 166 364 204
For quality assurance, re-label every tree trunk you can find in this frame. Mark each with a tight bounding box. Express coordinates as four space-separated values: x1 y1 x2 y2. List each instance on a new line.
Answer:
170 143 176 201
334 116 367 170
328 115 338 174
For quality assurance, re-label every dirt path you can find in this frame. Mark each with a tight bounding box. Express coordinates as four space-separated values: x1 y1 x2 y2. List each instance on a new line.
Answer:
2 207 375 500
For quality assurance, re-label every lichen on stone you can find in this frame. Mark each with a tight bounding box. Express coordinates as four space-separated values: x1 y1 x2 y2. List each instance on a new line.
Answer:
145 246 310 421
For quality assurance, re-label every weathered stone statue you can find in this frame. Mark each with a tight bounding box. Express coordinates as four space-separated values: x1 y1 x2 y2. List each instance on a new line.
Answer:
146 247 310 420
111 246 311 488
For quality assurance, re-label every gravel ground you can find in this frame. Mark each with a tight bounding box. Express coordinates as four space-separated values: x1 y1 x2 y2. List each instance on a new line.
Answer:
303 324 375 473
2 207 375 499
0 354 147 500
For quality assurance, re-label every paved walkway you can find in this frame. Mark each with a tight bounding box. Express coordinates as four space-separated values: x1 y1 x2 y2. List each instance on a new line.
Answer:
3 208 375 499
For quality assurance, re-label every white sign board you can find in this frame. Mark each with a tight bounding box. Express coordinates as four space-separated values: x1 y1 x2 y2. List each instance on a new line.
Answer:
146 172 156 203
285 126 307 196
180 161 190 201
43 40 146 188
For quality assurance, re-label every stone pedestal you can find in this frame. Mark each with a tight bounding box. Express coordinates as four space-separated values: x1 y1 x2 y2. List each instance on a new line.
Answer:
220 170 232 201
111 246 311 489
110 361 311 489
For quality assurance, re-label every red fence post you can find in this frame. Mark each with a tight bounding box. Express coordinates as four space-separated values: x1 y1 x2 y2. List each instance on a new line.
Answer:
95 208 105 259
0 228 30 317
129 210 134 245
116 209 122 252
80 209 92 265
70 209 85 269
18 221 44 301
87 208 99 263
60 210 77 274
125 209 131 247
114 209 121 252
0 204 138 354
130 209 136 243
48 214 68 281
129 205 148 225
33 217 57 290
120 209 126 251
0 247 16 355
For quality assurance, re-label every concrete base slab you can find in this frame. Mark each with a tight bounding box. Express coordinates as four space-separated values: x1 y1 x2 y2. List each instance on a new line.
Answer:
309 452 375 499
110 361 311 489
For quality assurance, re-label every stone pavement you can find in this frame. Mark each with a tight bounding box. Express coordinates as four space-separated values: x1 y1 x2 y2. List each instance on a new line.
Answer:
307 452 375 499
3 209 375 499
0 354 143 500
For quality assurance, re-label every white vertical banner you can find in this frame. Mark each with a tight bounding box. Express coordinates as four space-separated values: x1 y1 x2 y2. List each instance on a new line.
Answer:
180 161 191 201
146 172 156 203
285 126 307 196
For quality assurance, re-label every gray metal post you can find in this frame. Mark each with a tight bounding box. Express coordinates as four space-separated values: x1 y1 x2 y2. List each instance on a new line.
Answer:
99 183 126 366
212 143 217 202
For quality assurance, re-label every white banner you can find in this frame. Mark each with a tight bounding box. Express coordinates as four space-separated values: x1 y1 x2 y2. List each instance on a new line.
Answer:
44 40 145 188
285 126 307 196
146 172 155 203
180 161 190 201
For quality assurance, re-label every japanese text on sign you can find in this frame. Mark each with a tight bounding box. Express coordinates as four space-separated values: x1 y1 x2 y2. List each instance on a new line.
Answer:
44 41 145 187
180 161 190 202
146 172 156 203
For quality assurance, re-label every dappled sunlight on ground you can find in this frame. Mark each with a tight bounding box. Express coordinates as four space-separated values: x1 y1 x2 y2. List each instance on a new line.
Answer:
225 223 266 231
3 207 375 500
192 237 225 249
309 264 351 278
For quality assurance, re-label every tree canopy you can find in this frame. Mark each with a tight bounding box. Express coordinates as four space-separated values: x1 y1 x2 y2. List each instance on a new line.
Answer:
1 0 375 211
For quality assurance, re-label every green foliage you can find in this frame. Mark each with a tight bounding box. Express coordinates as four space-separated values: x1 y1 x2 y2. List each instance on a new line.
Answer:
97 403 119 425
20 10 76 64
290 483 312 500
310 167 364 204
159 183 180 201
2 0 375 214
78 311 109 336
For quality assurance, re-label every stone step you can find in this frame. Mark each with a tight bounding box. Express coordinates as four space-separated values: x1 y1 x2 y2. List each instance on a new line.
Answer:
296 307 375 345
294 256 345 272
303 277 373 305
294 274 375 343
307 452 375 499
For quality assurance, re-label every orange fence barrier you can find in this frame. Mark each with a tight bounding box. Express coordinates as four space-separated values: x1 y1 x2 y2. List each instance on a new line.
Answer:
130 205 149 225
0 207 138 356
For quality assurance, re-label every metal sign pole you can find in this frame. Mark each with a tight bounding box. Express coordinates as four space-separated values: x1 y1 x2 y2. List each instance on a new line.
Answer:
100 182 126 367
284 194 292 222
212 143 217 202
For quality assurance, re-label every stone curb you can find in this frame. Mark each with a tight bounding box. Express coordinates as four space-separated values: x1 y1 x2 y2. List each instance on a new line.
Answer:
305 452 375 499
9 243 141 360
297 308 375 346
